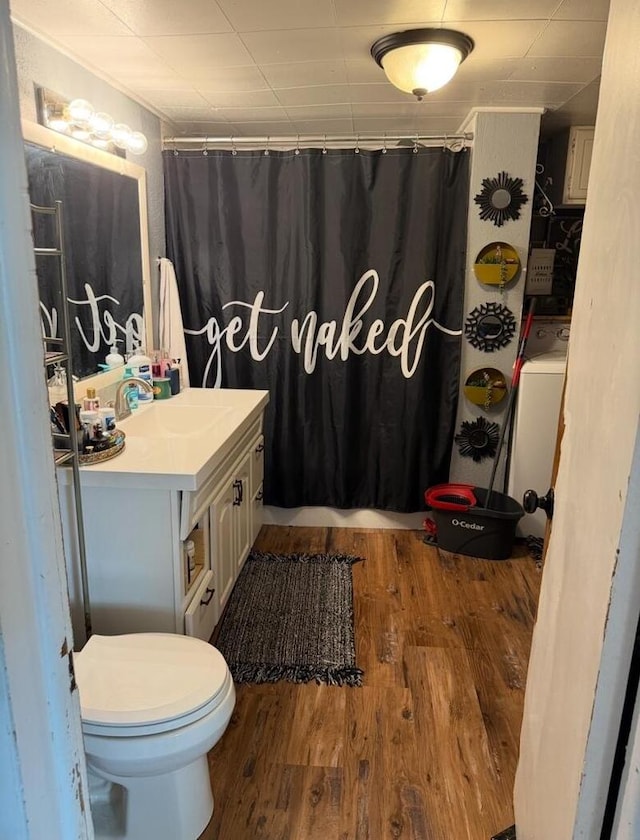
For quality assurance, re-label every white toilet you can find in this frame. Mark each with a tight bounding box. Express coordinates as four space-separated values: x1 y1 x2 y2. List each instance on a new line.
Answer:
74 632 236 840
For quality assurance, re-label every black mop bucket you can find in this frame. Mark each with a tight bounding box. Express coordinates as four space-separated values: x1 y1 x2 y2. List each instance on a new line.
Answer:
425 484 524 561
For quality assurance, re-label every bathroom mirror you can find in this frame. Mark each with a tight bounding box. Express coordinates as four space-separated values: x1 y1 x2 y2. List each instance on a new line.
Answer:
22 120 153 380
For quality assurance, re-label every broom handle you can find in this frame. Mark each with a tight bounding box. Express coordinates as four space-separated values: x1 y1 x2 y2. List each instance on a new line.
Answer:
485 298 537 509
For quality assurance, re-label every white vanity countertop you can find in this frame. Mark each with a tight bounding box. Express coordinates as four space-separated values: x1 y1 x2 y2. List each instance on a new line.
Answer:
63 387 269 491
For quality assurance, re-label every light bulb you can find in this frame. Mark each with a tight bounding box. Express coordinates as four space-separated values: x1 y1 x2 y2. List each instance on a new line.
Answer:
111 123 132 149
125 131 148 155
91 137 111 150
90 111 114 138
68 98 94 126
47 114 70 133
71 128 92 141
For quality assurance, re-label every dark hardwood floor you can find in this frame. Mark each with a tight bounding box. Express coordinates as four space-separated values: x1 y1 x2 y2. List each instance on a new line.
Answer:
200 526 541 840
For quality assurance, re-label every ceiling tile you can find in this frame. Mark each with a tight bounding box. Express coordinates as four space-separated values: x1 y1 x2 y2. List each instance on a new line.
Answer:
348 83 418 104
51 34 174 76
454 57 521 82
160 104 221 120
351 101 470 118
10 0 132 37
351 116 426 132
116 72 202 91
333 0 445 27
144 33 255 71
345 59 387 85
179 65 270 91
553 0 610 21
217 0 336 31
260 61 348 89
289 118 355 134
215 105 290 121
284 103 352 120
413 116 470 132
240 28 344 64
442 0 558 21
509 56 603 83
443 20 548 59
275 85 351 106
99 0 233 36
227 120 298 136
138 89 211 108
527 21 608 56
200 89 281 107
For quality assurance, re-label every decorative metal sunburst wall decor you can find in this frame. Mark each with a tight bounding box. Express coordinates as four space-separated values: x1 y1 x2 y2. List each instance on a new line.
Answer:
455 416 501 462
464 301 517 352
474 171 528 227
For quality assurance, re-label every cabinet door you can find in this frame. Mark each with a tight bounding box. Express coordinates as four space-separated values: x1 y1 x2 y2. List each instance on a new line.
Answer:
210 475 237 613
565 127 594 203
235 452 252 573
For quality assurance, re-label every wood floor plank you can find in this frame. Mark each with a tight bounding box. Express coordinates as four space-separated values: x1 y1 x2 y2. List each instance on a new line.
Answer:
200 527 541 840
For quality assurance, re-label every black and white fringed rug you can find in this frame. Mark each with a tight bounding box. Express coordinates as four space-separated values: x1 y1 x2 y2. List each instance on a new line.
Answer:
215 551 364 687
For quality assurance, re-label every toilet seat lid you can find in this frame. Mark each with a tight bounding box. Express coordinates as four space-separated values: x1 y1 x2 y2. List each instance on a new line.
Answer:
75 633 230 728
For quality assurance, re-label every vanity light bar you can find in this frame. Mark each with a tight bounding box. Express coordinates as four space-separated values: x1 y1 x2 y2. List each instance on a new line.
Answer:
35 87 148 156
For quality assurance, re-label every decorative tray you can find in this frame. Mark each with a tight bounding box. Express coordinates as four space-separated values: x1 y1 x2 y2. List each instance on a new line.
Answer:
79 430 126 466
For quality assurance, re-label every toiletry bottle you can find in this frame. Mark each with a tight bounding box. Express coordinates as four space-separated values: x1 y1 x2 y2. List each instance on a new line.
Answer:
105 340 125 369
83 387 100 411
127 344 153 401
122 366 139 410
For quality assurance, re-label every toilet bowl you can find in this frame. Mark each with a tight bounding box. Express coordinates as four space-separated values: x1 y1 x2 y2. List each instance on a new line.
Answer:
74 632 235 840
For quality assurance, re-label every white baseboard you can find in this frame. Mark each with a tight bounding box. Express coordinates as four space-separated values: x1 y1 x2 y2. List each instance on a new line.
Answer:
263 506 425 530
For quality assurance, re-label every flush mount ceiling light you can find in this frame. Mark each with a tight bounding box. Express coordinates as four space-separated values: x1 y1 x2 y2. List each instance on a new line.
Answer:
371 29 474 100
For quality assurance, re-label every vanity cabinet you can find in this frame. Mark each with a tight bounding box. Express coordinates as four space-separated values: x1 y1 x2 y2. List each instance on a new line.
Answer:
57 389 268 647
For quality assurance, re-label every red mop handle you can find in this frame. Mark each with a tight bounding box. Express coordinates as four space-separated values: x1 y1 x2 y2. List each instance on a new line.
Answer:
512 301 536 388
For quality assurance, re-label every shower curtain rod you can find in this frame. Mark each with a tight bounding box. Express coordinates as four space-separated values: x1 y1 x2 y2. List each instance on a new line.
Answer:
162 132 473 149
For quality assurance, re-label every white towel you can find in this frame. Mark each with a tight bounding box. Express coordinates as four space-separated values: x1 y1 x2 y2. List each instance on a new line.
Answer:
159 257 190 389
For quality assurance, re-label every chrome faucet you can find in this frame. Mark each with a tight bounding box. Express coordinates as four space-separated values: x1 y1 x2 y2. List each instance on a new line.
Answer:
114 377 154 421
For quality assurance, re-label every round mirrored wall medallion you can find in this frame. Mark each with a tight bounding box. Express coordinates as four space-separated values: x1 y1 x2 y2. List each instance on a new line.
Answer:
464 367 508 410
474 171 528 227
464 301 517 352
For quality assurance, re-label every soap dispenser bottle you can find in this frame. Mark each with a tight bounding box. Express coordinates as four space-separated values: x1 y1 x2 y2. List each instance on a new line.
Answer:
105 340 124 369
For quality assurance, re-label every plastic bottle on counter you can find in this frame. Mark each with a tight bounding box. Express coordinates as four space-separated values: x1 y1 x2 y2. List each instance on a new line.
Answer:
127 345 153 401
122 366 139 411
83 387 100 411
105 340 125 369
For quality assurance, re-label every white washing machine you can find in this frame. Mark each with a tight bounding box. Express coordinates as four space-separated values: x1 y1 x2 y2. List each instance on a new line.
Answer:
507 322 569 538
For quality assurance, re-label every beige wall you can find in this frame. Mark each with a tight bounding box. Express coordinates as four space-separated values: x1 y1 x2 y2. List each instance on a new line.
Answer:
515 0 640 834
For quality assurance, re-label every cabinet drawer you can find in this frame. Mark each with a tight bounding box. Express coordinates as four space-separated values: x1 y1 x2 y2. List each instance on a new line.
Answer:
184 569 218 641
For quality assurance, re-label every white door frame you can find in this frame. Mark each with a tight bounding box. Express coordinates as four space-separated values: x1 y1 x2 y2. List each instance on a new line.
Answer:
0 2 92 837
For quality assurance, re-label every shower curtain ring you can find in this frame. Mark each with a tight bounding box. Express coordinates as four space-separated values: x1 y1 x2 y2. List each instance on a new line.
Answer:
413 136 419 154
355 134 360 154
322 134 327 155
231 136 237 156
295 135 300 156
202 137 208 156
264 136 270 156
382 134 387 154
443 134 448 152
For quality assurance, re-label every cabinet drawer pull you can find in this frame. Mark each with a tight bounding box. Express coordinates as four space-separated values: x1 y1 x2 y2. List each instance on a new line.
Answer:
233 478 243 505
255 441 264 453
200 586 216 606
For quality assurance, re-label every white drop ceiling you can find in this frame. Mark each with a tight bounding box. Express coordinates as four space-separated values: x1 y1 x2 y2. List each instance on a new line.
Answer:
10 0 609 139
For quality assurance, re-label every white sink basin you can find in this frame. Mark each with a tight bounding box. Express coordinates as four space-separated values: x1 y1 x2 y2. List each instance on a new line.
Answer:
117 403 233 438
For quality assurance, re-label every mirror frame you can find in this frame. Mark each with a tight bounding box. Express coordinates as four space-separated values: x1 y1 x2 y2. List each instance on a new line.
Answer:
22 119 154 387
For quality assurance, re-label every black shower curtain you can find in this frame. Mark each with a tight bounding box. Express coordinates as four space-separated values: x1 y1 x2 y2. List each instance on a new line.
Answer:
164 147 468 511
